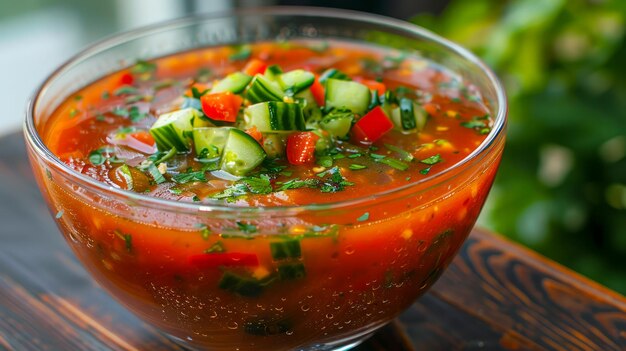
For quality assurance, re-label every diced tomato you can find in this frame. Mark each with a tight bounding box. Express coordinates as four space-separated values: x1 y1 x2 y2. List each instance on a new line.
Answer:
189 253 259 268
119 73 134 86
310 75 325 107
245 126 263 143
129 131 155 146
423 103 438 116
243 59 268 76
286 132 319 165
200 92 243 123
354 77 386 96
351 106 394 144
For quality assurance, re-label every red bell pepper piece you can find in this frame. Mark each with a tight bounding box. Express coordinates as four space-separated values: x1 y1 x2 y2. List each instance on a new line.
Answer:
351 106 394 143
200 92 243 123
119 72 134 86
189 252 259 268
286 132 319 165
310 75 325 107
243 59 268 76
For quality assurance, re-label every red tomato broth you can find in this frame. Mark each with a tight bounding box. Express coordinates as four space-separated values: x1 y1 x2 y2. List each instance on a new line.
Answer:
32 41 503 350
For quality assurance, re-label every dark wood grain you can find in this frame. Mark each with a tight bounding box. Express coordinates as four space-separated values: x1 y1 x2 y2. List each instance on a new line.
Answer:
1 131 625 351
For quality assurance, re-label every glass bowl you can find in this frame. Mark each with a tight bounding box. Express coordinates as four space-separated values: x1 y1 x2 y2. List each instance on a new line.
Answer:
24 7 506 351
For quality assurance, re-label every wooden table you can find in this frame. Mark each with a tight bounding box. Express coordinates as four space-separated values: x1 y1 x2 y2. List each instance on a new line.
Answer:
1 131 625 351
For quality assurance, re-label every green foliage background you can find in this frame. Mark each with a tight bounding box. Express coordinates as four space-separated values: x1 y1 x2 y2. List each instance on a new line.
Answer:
413 0 626 293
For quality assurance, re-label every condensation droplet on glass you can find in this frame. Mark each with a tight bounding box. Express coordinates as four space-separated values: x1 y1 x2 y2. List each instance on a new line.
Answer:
281 297 287 302
300 304 310 312
325 313 334 319
227 321 238 330
186 336 193 341
286 330 294 336
209 310 217 318
344 246 355 255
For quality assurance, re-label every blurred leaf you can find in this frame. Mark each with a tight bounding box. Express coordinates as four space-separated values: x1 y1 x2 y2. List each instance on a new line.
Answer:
414 0 626 293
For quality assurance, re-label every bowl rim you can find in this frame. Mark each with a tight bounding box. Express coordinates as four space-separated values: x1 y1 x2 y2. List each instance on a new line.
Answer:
24 6 507 215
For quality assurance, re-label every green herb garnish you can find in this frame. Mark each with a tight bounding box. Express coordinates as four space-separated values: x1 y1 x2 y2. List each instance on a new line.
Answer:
420 154 443 165
384 144 414 161
278 178 319 191
236 221 257 234
357 212 370 222
130 60 157 75
211 175 272 200
172 170 207 184
205 241 225 253
114 230 133 253
270 240 302 261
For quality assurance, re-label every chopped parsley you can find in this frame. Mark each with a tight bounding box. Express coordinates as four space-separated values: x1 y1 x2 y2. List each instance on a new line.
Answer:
129 106 147 122
384 143 414 162
114 230 133 253
278 178 319 191
461 114 491 135
172 170 207 184
420 154 443 165
211 174 272 200
130 60 157 75
114 86 138 96
111 106 129 118
357 212 370 222
370 153 409 171
316 167 354 193
236 221 257 234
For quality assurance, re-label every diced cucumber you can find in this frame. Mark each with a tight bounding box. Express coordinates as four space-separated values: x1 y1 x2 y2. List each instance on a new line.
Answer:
246 74 284 104
396 98 427 131
262 134 286 159
243 102 305 132
319 110 354 138
278 70 315 95
305 107 322 130
210 72 252 94
220 129 266 176
150 108 200 151
193 127 232 158
295 88 321 119
319 68 351 85
264 65 283 81
325 78 371 115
